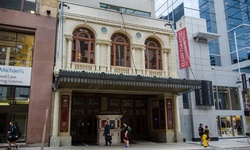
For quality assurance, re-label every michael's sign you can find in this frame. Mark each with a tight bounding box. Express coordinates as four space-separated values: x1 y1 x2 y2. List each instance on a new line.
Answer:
0 66 31 86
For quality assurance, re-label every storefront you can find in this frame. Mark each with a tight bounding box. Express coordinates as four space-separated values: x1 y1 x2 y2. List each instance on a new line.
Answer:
0 5 57 144
0 30 33 143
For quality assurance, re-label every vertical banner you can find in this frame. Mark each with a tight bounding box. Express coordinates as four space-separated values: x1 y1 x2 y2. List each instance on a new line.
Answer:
241 74 247 89
177 27 190 69
166 99 173 129
60 95 69 132
195 80 214 106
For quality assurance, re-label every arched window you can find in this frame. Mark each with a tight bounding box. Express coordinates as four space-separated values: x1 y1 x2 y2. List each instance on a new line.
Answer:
111 33 130 67
72 28 95 63
145 38 162 70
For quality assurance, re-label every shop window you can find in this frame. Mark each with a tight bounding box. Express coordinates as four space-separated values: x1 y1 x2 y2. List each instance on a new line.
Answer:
217 86 230 110
71 28 95 64
0 86 30 105
232 115 243 136
145 38 162 70
0 0 36 14
217 115 243 137
0 31 34 67
111 33 130 67
230 87 240 110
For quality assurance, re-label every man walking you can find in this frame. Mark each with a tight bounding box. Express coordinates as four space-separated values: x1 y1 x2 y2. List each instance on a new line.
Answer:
123 122 130 148
198 123 204 146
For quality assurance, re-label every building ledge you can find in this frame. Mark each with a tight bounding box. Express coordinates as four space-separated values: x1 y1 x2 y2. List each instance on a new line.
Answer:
193 31 220 43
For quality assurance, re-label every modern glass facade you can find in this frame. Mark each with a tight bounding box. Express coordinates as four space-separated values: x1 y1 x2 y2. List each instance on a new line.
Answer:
155 0 249 141
199 0 221 66
224 0 250 66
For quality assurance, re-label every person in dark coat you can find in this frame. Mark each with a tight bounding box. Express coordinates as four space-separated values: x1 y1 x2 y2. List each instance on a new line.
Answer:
104 120 112 146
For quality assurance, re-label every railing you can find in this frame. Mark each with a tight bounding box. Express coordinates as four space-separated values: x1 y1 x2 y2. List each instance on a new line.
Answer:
71 62 95 71
70 62 167 77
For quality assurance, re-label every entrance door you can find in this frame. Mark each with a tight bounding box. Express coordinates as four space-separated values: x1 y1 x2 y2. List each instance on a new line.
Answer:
70 116 97 142
70 93 100 144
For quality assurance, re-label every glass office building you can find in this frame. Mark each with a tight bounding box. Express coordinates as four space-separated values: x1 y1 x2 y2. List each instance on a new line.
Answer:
155 0 250 140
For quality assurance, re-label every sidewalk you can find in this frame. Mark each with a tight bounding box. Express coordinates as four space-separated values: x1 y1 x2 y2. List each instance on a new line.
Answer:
0 138 249 150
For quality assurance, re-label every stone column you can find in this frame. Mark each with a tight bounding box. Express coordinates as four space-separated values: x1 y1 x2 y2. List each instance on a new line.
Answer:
173 94 183 142
107 43 111 72
131 47 136 74
66 37 72 69
141 47 146 74
50 90 61 147
95 42 100 71
163 49 169 76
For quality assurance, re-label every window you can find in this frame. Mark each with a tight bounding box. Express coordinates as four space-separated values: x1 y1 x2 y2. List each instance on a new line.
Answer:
0 86 30 105
100 3 151 17
72 28 95 64
182 93 189 109
0 31 34 67
0 0 36 14
111 33 130 67
214 86 240 110
145 38 162 70
217 115 243 137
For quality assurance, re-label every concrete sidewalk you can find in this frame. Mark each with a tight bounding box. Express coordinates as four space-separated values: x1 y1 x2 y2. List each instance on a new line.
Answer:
0 138 249 150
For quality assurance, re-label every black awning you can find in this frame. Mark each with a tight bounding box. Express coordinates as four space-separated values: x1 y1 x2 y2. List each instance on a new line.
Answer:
54 70 201 95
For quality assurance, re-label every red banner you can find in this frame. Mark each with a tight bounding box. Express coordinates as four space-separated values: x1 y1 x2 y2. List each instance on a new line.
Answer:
177 27 190 69
60 95 69 132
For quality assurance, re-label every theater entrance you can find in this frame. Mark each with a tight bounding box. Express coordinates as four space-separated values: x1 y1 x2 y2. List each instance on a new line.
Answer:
70 92 149 145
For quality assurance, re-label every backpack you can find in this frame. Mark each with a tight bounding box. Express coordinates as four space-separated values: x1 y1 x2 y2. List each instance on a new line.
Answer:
128 126 132 133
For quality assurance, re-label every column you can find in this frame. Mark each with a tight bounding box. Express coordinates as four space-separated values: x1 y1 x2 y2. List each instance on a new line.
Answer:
173 94 183 142
95 42 100 71
50 90 61 147
141 47 146 74
131 47 136 74
66 37 72 69
107 43 111 72
163 50 169 76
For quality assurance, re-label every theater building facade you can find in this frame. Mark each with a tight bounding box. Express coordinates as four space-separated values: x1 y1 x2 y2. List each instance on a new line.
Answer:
50 0 200 146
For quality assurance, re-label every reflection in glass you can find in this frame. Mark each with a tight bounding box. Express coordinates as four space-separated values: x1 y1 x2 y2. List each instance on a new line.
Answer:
217 87 230 110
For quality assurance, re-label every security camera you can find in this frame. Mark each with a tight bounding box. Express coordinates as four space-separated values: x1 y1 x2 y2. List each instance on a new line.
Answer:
164 21 173 26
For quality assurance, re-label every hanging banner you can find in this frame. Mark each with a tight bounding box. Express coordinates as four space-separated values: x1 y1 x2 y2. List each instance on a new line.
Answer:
177 27 190 69
60 95 69 132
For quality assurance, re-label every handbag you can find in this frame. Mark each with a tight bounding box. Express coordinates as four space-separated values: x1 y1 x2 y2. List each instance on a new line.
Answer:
7 134 18 142
107 135 112 140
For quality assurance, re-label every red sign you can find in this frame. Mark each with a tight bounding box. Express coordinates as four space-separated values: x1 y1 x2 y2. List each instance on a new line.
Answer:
177 27 190 69
60 95 69 132
166 99 173 129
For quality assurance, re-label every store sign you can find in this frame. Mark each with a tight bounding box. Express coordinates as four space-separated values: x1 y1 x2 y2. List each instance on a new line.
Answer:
195 80 214 106
0 66 31 86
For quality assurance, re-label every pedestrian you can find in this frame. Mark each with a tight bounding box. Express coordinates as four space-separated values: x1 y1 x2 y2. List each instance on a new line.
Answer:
198 123 204 146
204 125 212 145
7 121 19 149
123 122 130 148
104 120 112 146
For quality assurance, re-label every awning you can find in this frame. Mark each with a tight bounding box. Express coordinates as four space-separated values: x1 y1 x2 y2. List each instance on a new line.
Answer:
54 70 201 95
193 31 220 43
